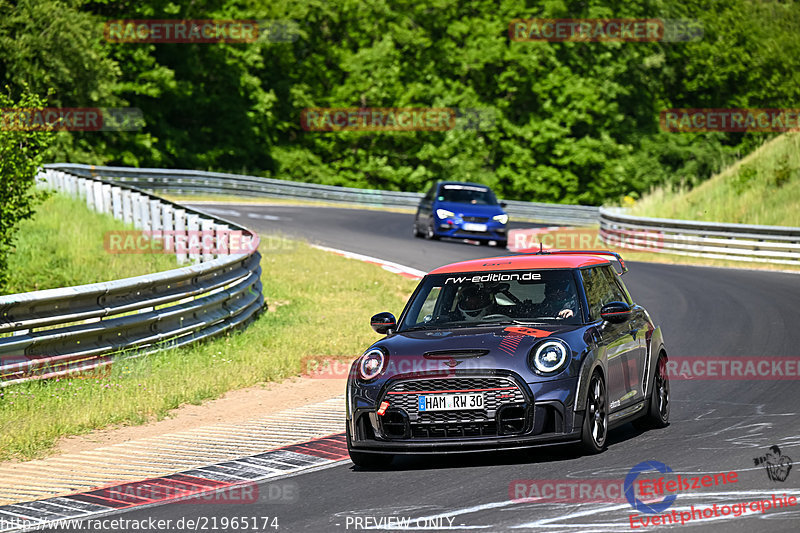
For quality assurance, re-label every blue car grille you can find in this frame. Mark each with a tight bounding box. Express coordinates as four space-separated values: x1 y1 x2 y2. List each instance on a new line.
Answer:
462 216 489 223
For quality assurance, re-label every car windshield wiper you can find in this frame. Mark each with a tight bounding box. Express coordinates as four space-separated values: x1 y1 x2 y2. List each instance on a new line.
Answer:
485 319 550 325
399 324 442 332
402 319 552 331
457 319 550 328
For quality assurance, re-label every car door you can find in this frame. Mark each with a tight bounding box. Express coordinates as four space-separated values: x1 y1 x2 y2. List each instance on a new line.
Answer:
416 184 436 223
600 266 648 408
606 266 652 402
581 267 641 413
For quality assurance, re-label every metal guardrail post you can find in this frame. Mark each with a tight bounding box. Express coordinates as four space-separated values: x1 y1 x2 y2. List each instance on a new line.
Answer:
174 208 188 264
187 214 200 263
201 218 215 262
140 196 151 232
111 187 123 219
122 189 133 224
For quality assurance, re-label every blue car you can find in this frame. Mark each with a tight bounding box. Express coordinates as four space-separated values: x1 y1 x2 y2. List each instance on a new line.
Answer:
413 181 508 246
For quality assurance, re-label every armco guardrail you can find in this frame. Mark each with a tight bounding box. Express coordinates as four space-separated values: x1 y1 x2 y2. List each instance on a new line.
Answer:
44 164 600 227
599 207 800 265
0 169 265 386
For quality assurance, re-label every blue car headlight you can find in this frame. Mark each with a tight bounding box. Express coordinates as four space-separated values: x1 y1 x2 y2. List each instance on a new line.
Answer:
493 214 509 225
436 209 455 219
529 339 570 374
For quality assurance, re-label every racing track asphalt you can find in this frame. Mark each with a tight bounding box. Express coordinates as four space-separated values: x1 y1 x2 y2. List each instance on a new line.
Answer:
52 204 800 532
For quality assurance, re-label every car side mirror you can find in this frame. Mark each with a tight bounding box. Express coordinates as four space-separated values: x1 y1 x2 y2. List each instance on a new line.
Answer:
499 201 507 208
600 301 631 323
370 312 396 334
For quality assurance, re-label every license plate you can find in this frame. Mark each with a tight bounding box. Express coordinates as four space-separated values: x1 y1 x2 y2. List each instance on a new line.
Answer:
418 393 484 412
462 223 487 232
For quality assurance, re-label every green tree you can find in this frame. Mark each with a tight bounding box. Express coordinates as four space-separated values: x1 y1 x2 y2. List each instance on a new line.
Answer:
0 90 54 290
3 0 800 205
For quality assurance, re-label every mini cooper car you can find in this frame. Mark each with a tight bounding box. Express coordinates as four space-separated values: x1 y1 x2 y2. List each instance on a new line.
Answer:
413 181 508 246
346 250 669 467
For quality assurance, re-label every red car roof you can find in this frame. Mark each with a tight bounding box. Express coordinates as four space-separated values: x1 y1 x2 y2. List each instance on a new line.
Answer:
429 253 611 274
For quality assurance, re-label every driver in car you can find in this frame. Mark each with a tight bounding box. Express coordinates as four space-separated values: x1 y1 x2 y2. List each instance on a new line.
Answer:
536 279 578 319
457 284 498 320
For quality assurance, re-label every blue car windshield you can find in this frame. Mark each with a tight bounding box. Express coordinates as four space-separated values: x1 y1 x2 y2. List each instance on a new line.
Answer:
399 270 583 330
438 185 497 205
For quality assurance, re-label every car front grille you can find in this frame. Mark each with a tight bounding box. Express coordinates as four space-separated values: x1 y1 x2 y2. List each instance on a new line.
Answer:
462 216 489 223
379 376 529 439
453 230 495 237
411 421 498 438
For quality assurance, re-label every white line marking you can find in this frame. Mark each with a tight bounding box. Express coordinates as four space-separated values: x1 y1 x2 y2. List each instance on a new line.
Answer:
199 207 242 217
246 212 282 220
311 245 426 279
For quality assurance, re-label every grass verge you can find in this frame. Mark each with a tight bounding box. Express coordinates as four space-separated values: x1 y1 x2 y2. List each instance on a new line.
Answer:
0 238 416 461
629 133 800 226
1 194 178 295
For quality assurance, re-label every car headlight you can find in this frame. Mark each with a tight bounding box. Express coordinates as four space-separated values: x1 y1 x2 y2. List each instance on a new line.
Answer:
493 214 509 224
530 339 570 374
436 209 455 219
359 349 385 380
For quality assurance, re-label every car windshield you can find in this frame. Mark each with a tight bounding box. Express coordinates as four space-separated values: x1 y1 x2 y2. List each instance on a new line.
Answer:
438 185 497 205
398 269 583 330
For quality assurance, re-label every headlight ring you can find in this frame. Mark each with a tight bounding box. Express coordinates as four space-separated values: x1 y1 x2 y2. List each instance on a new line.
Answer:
359 348 386 380
530 339 570 374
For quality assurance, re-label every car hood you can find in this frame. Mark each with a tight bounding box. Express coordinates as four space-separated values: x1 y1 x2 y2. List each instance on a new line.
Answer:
372 324 591 381
435 201 505 217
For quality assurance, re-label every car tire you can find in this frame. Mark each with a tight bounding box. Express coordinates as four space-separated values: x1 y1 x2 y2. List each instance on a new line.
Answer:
495 239 507 248
346 424 394 469
412 218 423 238
633 353 670 430
425 220 439 240
580 371 608 454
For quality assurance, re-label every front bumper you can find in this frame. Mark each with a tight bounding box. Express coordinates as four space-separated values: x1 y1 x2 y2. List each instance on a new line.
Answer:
434 219 507 241
347 373 581 454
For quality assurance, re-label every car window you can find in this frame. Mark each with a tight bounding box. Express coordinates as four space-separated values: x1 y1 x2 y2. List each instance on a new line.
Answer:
414 286 441 323
423 185 435 202
437 184 497 205
399 270 582 329
600 265 631 304
581 267 619 320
